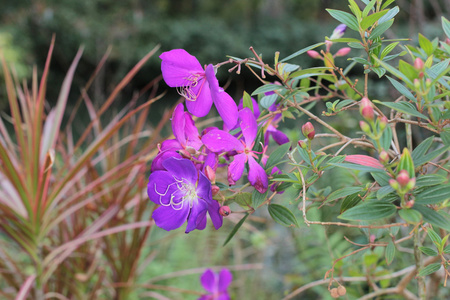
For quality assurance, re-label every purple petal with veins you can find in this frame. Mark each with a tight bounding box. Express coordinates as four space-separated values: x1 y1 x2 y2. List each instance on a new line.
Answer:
248 156 268 193
160 49 204 87
202 129 244 153
229 153 247 182
239 107 258 146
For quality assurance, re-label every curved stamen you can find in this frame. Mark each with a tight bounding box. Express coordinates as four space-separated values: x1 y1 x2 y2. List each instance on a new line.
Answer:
154 175 199 210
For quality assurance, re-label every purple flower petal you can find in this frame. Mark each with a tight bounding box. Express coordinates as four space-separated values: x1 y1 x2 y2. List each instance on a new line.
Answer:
202 152 218 173
200 269 217 293
185 78 213 117
148 171 179 205
185 200 208 233
152 204 190 231
160 139 181 151
150 150 182 172
238 97 260 119
229 153 247 182
202 129 244 153
217 293 231 300
208 198 223 230
162 157 198 184
239 108 258 146
205 64 238 129
218 269 233 292
248 156 268 193
160 49 204 87
196 171 213 204
184 112 203 149
268 126 290 145
172 103 186 147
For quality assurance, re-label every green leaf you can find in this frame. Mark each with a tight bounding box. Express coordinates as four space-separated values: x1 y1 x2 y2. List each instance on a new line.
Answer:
348 0 362 20
380 42 399 60
372 56 413 86
223 213 249 246
233 192 252 209
413 205 450 231
442 17 450 39
330 163 386 173
327 37 362 43
441 130 450 147
414 145 450 167
398 208 422 224
252 189 268 209
369 19 394 40
260 93 278 109
371 172 391 186
380 125 392 151
415 174 447 187
268 204 299 227
426 228 442 246
418 263 441 277
242 91 254 113
398 148 415 178
326 9 359 31
378 6 399 24
444 244 450 254
377 185 395 201
415 184 450 205
411 136 433 162
281 42 325 62
381 0 396 9
361 11 388 30
339 201 396 221
326 186 363 203
419 246 438 257
362 0 376 18
373 100 427 119
340 192 363 213
385 76 416 101
252 84 284 96
371 66 386 78
266 142 291 170
385 240 396 265
418 33 434 56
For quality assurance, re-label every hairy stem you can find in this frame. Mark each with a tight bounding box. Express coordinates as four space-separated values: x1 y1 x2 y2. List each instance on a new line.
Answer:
413 229 426 299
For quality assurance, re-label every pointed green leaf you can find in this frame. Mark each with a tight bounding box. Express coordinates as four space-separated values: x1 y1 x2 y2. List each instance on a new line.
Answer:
265 142 291 170
370 19 394 40
326 187 363 203
419 246 438 257
385 240 396 265
442 17 450 39
373 100 427 119
326 9 359 31
252 84 284 96
268 204 299 227
361 11 389 30
281 42 325 62
223 213 249 246
378 6 399 24
386 76 416 101
252 189 268 209
398 208 422 224
398 148 415 178
413 205 450 231
340 192 363 213
411 136 434 162
415 174 447 187
418 263 441 277
243 91 254 113
415 184 450 205
418 33 434 56
339 201 396 221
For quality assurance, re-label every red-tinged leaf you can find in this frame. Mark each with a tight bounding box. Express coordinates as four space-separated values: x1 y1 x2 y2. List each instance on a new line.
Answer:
345 155 384 169
16 274 36 300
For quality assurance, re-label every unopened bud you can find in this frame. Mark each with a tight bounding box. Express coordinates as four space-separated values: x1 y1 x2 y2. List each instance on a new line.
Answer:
406 178 416 190
379 116 388 131
370 234 376 243
330 288 339 298
337 286 346 296
219 206 231 216
418 71 424 79
302 122 315 140
360 121 371 134
396 170 410 188
360 97 374 121
405 200 415 208
414 79 421 89
425 78 432 88
389 179 399 190
330 24 347 40
177 149 192 159
298 140 307 149
335 47 351 57
414 58 424 70
379 150 389 164
307 50 321 59
204 165 216 183
212 185 220 196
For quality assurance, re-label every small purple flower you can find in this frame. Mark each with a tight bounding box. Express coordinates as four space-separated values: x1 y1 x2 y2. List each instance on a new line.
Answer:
148 157 223 233
160 49 238 129
202 108 268 193
198 268 233 300
171 103 203 150
330 24 347 40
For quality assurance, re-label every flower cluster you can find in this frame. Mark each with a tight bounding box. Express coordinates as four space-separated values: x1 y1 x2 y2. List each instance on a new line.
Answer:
148 49 290 233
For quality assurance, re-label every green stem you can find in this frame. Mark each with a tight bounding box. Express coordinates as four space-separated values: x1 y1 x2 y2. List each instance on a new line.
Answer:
413 229 426 299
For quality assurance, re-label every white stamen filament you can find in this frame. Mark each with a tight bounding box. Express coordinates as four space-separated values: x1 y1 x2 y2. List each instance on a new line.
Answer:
154 175 198 210
176 73 203 102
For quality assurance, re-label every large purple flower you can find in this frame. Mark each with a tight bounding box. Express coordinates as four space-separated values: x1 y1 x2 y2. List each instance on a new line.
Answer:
198 268 233 300
202 108 268 193
160 49 238 129
148 157 222 233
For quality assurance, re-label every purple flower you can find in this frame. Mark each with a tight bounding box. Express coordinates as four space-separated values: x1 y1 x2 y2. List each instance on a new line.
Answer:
160 49 238 129
198 269 233 300
201 108 268 193
330 24 347 40
171 103 203 150
148 157 222 233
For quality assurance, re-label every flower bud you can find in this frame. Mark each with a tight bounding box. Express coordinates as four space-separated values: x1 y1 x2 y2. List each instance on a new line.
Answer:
406 177 416 191
298 140 307 149
212 185 220 196
307 50 321 59
389 179 399 191
330 288 339 298
379 150 389 164
396 170 410 188
414 58 424 70
177 149 192 159
378 116 388 131
337 286 347 296
335 47 351 57
330 24 347 40
414 78 421 90
360 97 374 122
405 200 415 208
204 165 216 183
418 71 424 79
219 206 231 216
360 121 371 134
425 78 432 88
302 122 315 140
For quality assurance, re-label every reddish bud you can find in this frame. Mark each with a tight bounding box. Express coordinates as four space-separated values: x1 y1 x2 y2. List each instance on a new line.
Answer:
378 116 388 131
396 170 410 188
204 165 216 183
414 58 424 70
370 234 376 243
406 178 416 190
212 185 220 196
177 149 192 159
335 47 351 57
360 121 371 134
379 150 389 164
389 179 399 190
360 97 374 121
307 50 321 59
418 71 424 79
302 122 315 140
219 206 231 216
414 78 421 89
298 140 307 149
425 78 432 88
405 200 415 208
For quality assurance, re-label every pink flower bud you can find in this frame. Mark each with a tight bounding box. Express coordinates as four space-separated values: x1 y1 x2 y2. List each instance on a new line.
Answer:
302 122 315 140
360 121 371 134
379 116 388 131
405 200 415 208
406 178 416 190
396 170 410 188
212 185 220 196
219 206 231 216
204 165 216 183
298 140 307 149
418 71 424 79
389 179 399 190
425 78 432 88
414 78 421 89
359 97 374 122
307 50 321 59
335 47 351 57
379 150 389 164
414 58 424 70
